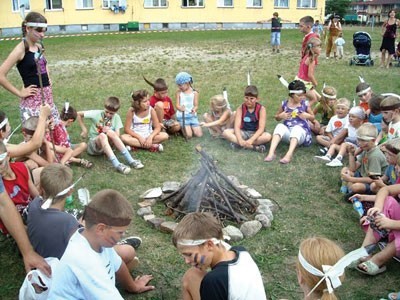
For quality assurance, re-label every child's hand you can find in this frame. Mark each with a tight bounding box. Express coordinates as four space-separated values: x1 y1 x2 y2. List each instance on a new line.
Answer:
199 122 206 127
341 172 352 182
102 126 111 133
279 111 291 120
20 85 38 98
367 207 381 217
179 105 186 112
346 143 356 154
349 193 364 202
132 275 155 293
374 213 391 230
39 104 51 118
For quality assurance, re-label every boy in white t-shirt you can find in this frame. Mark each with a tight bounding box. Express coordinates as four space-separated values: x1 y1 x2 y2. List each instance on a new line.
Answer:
315 98 350 152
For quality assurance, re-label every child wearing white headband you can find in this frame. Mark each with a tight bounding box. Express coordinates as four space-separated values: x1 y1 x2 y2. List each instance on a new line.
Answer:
172 212 267 300
356 82 374 117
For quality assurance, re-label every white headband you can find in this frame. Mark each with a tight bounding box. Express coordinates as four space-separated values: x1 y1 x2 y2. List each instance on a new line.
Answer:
178 237 231 250
357 135 375 141
357 87 371 96
289 90 305 94
41 173 86 209
322 92 337 99
0 117 8 129
26 22 47 28
299 247 368 296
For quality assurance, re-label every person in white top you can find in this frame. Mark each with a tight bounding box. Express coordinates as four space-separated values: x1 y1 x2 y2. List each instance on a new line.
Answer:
334 32 346 59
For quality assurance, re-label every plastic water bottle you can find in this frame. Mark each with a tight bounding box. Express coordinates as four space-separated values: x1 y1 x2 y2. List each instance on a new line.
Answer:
352 197 364 217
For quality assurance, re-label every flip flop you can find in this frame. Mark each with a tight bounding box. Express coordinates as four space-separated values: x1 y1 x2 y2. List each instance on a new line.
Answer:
356 260 386 276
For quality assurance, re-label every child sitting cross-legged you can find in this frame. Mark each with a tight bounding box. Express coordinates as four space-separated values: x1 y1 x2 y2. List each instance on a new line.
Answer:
48 189 154 299
314 105 364 167
121 89 168 152
172 212 267 300
340 123 388 200
222 85 271 152
77 96 144 174
315 98 349 155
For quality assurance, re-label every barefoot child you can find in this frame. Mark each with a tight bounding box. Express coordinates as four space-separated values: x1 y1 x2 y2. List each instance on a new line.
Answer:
201 94 234 138
121 89 168 152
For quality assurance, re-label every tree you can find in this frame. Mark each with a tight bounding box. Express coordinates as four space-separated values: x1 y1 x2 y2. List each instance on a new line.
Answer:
325 0 352 19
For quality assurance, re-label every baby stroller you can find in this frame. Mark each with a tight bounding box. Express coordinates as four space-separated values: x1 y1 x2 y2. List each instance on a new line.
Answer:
349 31 374 66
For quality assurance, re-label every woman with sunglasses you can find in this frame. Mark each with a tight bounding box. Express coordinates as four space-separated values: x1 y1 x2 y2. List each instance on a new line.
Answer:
0 12 68 148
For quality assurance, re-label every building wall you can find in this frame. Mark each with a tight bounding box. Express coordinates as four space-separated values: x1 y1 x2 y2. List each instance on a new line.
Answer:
0 0 325 36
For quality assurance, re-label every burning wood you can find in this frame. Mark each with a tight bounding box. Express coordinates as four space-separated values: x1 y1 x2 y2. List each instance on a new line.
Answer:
162 146 258 223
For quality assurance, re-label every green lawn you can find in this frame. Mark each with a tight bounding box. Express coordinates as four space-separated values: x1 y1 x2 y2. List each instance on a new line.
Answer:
0 26 399 299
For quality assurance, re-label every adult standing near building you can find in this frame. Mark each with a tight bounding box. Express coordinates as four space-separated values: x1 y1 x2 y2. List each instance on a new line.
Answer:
379 10 400 68
325 14 342 59
258 12 291 53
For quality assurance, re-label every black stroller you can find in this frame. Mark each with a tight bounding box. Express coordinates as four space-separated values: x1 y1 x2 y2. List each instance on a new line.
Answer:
349 31 374 66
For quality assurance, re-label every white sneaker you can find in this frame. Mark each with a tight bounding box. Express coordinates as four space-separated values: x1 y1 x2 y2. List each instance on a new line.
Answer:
326 158 343 167
116 163 131 174
313 155 331 162
129 159 144 169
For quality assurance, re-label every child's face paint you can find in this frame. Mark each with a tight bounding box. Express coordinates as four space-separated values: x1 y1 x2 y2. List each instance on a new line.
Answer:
178 245 209 270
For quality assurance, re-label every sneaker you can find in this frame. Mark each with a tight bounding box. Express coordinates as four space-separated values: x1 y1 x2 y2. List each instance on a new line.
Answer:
319 147 328 155
230 142 240 150
118 236 142 249
254 145 266 153
276 49 280 53
313 155 331 162
125 145 131 151
116 163 131 174
326 158 343 167
149 144 163 152
129 159 144 169
340 185 348 194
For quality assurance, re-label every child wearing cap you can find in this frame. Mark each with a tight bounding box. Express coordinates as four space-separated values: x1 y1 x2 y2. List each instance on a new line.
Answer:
175 72 203 139
48 189 154 299
172 212 267 300
314 98 349 153
315 106 365 168
340 123 388 199
144 76 181 134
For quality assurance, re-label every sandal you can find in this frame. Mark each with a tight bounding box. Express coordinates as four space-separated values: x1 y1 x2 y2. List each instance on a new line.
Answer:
79 158 93 169
356 260 386 276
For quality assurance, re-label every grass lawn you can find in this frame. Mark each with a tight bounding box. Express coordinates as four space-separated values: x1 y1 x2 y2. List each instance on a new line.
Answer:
0 26 399 299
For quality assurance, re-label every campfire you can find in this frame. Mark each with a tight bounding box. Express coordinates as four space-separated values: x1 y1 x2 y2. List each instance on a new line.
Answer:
162 146 259 223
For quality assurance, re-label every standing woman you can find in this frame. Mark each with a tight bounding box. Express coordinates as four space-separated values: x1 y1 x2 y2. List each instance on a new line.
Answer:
380 10 400 68
0 12 68 147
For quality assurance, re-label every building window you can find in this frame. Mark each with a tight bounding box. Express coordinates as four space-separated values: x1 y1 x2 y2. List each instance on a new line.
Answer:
144 0 167 8
76 0 93 9
104 24 110 30
297 0 316 8
12 0 30 11
162 23 169 28
46 0 62 9
217 0 233 7
247 0 262 8
274 0 288 8
81 24 88 31
182 0 204 8
59 25 66 31
103 0 126 8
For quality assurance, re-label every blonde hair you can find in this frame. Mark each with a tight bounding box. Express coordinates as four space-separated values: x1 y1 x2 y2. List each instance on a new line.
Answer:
172 212 223 247
380 96 400 111
210 95 228 112
297 237 345 300
335 98 350 110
